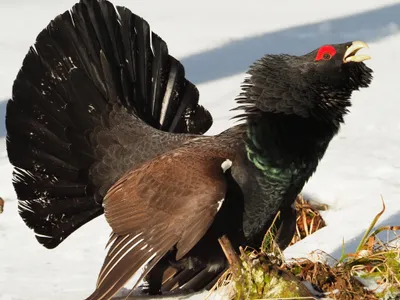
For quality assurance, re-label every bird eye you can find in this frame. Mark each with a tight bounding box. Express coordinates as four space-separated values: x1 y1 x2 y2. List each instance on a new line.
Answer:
323 53 331 60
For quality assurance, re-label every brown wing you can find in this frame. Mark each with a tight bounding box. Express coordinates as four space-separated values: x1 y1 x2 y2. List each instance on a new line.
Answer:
86 144 235 300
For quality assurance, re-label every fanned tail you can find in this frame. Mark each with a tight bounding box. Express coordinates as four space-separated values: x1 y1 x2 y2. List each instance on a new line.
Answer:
6 0 212 249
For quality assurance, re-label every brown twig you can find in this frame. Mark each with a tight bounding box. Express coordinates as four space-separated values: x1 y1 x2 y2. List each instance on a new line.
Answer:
218 235 241 276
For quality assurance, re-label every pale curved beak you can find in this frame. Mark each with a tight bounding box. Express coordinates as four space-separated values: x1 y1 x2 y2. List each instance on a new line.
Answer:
343 41 371 63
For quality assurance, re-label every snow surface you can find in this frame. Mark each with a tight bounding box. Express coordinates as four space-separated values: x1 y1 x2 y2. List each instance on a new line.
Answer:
0 0 399 299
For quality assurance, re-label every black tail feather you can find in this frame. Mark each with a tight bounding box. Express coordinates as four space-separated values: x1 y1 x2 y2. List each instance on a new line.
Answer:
6 0 212 249
157 265 225 294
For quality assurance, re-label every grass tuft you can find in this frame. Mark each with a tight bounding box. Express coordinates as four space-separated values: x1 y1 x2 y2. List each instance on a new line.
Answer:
212 195 399 300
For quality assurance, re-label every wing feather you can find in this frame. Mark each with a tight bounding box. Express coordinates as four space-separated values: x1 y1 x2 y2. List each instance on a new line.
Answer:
88 142 236 299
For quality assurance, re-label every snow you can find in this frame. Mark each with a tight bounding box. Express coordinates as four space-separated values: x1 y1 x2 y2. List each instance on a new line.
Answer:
0 0 399 299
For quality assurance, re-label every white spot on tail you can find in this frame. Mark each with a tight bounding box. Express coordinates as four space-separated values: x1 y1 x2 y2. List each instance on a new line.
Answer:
221 159 232 173
18 202 34 213
34 233 53 239
208 262 224 272
88 104 95 113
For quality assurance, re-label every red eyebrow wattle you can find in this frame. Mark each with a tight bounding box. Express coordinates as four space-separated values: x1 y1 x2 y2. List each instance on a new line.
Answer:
315 45 337 61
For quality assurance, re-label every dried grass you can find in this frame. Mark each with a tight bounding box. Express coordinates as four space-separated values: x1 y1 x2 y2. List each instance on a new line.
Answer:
213 196 399 300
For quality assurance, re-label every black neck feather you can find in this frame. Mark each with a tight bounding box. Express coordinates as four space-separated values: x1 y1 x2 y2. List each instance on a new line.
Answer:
245 112 338 168
236 109 340 247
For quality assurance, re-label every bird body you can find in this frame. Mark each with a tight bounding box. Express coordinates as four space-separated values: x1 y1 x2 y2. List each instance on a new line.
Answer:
6 0 373 299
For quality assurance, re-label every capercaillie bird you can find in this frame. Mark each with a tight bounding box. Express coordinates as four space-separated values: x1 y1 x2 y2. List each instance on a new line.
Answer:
6 0 373 299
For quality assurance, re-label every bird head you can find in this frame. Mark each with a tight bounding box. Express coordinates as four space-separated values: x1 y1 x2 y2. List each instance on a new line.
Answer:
236 41 373 124
304 41 372 90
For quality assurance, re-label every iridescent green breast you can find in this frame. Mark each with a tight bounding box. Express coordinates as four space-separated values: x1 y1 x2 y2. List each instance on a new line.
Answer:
245 143 298 183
